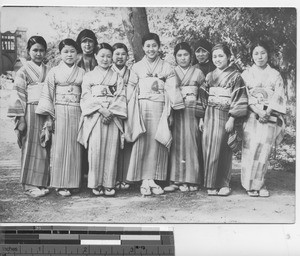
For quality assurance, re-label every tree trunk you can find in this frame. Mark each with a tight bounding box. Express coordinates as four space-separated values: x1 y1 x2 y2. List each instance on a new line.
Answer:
121 7 150 62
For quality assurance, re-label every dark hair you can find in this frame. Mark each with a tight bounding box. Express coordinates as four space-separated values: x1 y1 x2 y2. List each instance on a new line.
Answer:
174 42 192 57
76 29 98 54
142 33 160 47
112 43 128 54
212 43 231 58
59 38 80 53
97 43 114 54
250 40 270 58
27 36 47 51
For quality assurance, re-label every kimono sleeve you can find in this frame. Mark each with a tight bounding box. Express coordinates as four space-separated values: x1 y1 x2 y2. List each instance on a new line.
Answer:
35 68 56 118
126 65 139 102
268 72 286 115
229 73 248 118
7 67 27 118
163 62 185 110
108 75 127 119
196 69 208 116
80 73 102 116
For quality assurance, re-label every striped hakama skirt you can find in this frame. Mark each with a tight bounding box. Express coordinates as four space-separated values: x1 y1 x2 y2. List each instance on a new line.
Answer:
202 106 232 189
87 116 120 189
169 105 203 184
20 104 50 187
50 104 82 188
241 113 278 191
126 100 168 181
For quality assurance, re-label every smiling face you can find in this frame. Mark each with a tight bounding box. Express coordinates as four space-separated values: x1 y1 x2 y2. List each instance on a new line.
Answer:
113 48 128 68
212 49 229 70
195 47 210 64
28 43 46 65
176 49 191 69
143 39 160 61
96 48 113 69
81 38 95 55
61 45 78 67
252 46 268 68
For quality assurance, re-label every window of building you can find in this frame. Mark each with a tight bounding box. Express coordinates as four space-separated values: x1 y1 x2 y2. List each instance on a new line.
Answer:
2 35 15 51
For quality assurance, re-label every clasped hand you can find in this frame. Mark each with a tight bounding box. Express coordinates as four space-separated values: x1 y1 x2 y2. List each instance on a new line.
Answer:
257 110 270 123
99 108 113 124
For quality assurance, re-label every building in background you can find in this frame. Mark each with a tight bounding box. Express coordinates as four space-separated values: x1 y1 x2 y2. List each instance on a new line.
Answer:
0 27 27 76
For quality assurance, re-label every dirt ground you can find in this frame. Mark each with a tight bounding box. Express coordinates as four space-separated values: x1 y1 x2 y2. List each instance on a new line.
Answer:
0 89 295 224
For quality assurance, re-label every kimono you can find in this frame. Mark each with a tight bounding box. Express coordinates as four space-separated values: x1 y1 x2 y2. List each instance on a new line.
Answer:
7 60 50 188
125 56 184 182
36 62 85 188
240 64 286 191
111 64 132 183
169 65 206 185
77 66 127 189
193 60 216 77
203 64 248 189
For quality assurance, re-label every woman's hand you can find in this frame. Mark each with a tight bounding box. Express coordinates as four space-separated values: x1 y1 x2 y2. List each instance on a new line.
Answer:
257 110 270 123
225 116 235 133
99 108 113 124
199 118 204 132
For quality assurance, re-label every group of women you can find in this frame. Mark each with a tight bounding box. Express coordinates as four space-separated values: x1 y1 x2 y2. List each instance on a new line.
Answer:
7 28 286 199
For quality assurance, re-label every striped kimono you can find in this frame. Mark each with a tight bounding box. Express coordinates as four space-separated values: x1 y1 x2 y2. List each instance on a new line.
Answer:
77 66 127 189
111 64 132 183
7 61 50 188
36 62 85 189
203 64 248 189
169 65 206 185
125 56 184 182
240 64 286 191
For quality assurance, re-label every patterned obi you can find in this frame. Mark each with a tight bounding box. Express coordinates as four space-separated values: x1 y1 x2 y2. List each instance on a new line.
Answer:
208 87 231 111
55 83 81 105
91 84 116 108
27 82 44 104
181 86 198 102
138 77 165 102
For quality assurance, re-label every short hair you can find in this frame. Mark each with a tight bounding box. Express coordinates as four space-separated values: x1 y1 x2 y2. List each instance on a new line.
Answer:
250 40 270 58
112 43 128 54
58 38 80 53
97 42 114 54
211 43 231 58
174 42 192 57
27 36 47 51
76 29 98 54
142 33 160 47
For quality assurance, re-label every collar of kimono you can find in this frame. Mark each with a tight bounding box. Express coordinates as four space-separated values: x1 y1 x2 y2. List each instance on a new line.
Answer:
143 55 161 77
211 64 238 87
59 61 80 84
175 65 195 86
95 66 115 85
25 61 47 84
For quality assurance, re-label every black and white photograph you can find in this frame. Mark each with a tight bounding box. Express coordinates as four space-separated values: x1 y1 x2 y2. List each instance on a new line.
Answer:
0 4 297 226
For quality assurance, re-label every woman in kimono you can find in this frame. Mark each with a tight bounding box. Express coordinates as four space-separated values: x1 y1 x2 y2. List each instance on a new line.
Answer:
193 38 216 76
7 36 50 197
164 42 206 192
76 29 98 72
111 43 131 190
36 39 85 197
202 43 248 196
125 33 185 196
240 40 286 197
77 43 127 197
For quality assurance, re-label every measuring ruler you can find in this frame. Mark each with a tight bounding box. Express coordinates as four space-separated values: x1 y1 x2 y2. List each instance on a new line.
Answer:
0 225 175 255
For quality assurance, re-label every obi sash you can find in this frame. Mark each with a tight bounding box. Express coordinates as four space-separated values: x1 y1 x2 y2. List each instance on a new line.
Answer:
55 83 81 106
208 87 231 111
27 82 45 104
138 77 165 102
